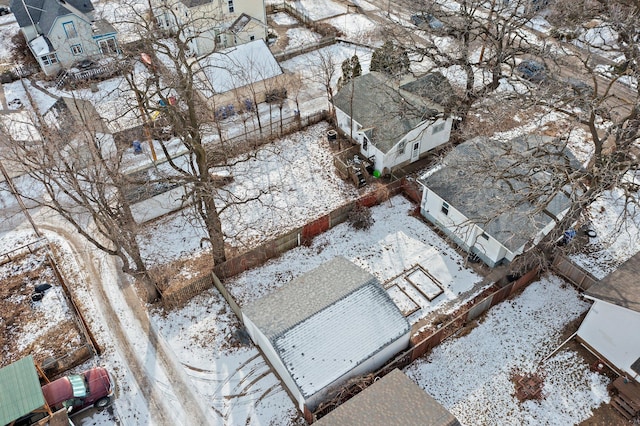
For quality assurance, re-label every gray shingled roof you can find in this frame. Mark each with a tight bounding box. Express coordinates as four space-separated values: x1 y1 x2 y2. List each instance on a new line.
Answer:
420 135 581 252
332 72 442 154
244 257 411 399
243 256 378 339
316 369 461 426
585 251 640 312
11 0 94 35
400 72 455 108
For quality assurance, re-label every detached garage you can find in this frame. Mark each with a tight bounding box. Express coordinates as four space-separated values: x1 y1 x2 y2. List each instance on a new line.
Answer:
242 257 411 418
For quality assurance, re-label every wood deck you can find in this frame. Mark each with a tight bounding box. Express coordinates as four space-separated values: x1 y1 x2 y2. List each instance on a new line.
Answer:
611 376 640 420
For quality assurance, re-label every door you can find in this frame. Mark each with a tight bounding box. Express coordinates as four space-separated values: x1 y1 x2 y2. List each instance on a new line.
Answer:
411 141 420 162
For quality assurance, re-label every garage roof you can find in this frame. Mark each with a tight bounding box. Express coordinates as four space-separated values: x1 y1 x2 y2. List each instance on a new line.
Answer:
0 355 46 424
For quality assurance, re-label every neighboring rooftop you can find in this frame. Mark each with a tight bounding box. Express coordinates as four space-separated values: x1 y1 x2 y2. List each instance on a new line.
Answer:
197 39 283 95
11 0 95 35
243 257 410 398
316 369 461 426
332 72 443 154
0 355 46 425
420 134 581 251
585 250 640 312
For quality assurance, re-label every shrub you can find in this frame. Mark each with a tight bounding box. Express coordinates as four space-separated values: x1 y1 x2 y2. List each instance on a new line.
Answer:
348 204 374 230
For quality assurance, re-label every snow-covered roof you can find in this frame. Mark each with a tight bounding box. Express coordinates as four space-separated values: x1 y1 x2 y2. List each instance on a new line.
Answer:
244 257 410 398
197 39 283 95
316 369 461 426
584 250 640 312
29 35 52 56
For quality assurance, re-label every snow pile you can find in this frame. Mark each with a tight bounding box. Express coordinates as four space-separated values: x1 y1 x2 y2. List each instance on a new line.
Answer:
404 275 609 426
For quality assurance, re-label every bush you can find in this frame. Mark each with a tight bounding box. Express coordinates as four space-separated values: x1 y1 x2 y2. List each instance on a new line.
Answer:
348 204 374 230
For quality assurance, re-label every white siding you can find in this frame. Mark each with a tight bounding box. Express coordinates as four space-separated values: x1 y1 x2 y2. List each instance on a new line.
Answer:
577 300 640 383
421 188 506 266
242 314 306 410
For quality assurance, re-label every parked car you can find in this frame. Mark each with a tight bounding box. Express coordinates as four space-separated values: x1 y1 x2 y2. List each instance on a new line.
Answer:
42 367 115 415
411 13 444 31
516 59 547 83
0 7 10 15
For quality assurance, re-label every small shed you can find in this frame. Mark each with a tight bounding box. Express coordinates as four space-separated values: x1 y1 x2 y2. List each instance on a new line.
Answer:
242 257 411 416
0 355 48 425
577 251 640 383
316 369 461 426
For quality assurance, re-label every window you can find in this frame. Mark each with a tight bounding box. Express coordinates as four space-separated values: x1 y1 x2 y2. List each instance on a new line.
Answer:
362 137 368 151
71 44 83 55
432 122 445 134
98 38 118 55
441 201 449 215
480 233 489 240
156 14 169 29
250 35 255 41
398 141 406 154
40 53 58 66
228 0 234 12
63 21 77 39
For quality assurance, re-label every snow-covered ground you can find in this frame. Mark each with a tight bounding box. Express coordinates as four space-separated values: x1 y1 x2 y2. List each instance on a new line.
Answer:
1 0 637 425
405 274 610 426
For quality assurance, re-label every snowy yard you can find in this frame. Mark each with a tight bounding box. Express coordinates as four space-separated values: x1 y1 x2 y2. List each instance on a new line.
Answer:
405 275 610 425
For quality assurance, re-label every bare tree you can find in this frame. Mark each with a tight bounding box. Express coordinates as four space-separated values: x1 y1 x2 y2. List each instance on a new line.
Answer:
1 103 161 302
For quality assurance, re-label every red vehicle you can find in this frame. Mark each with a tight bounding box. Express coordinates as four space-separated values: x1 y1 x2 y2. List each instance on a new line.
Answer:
42 367 115 414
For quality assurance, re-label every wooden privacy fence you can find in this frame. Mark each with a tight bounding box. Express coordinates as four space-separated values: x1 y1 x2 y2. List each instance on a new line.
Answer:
214 179 404 279
163 271 243 320
551 253 598 291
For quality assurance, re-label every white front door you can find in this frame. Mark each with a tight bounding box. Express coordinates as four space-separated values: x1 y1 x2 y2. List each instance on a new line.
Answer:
411 141 420 162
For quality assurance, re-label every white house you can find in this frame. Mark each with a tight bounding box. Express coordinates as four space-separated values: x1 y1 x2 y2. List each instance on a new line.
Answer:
418 134 580 267
332 72 453 175
577 252 640 383
242 257 411 417
152 0 267 56
11 0 119 76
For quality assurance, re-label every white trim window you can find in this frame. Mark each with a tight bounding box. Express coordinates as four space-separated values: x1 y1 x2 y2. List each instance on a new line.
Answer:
98 38 118 55
41 53 58 66
397 141 406 154
63 21 78 39
71 44 83 55
228 0 234 12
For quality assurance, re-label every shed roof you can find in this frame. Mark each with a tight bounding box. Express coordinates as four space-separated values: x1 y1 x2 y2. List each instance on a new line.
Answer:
419 135 581 252
585 251 640 312
332 72 442 154
316 369 460 426
11 0 94 35
244 257 410 398
0 355 46 425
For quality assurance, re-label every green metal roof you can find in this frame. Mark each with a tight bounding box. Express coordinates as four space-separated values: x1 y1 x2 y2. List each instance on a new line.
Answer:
0 355 46 424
